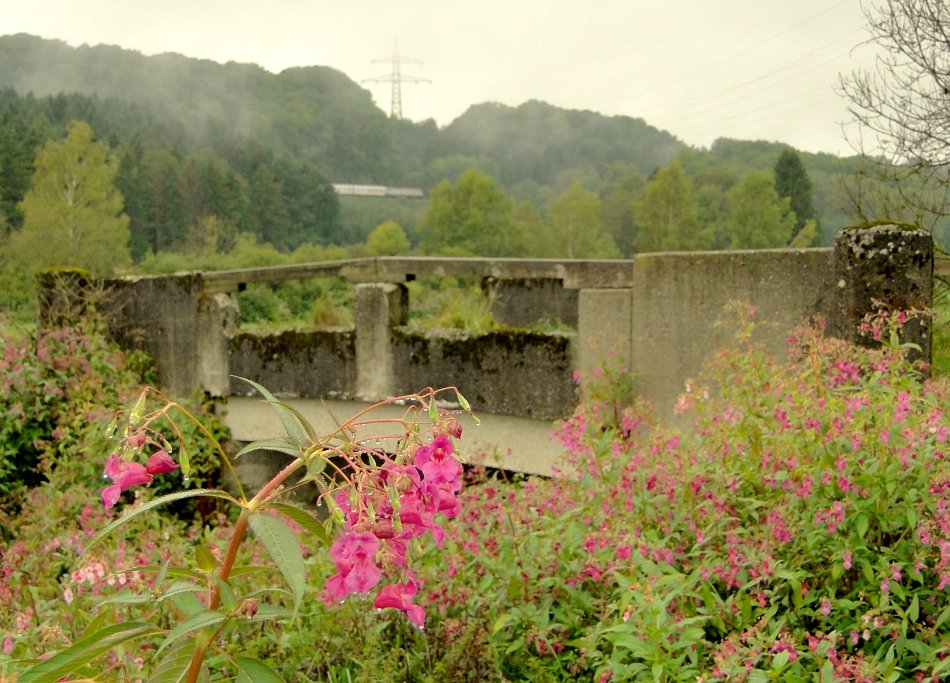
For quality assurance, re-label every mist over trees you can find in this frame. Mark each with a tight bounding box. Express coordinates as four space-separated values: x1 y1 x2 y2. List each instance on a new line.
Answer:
0 31 934 281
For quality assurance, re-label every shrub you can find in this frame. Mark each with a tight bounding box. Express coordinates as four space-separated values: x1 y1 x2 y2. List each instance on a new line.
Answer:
406 304 950 681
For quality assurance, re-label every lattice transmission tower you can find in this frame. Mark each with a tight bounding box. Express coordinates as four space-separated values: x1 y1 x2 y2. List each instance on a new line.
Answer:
363 39 430 119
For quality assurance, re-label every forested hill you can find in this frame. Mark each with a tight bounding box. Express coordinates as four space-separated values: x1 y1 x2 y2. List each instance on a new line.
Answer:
444 101 682 186
0 33 392 182
0 34 685 188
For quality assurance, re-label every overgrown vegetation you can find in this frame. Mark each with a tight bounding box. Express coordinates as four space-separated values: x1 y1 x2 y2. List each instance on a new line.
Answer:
2 305 948 680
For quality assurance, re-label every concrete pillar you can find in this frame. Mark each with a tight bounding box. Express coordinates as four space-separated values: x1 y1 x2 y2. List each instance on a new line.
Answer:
354 282 407 401
576 288 633 377
197 292 240 397
831 224 933 364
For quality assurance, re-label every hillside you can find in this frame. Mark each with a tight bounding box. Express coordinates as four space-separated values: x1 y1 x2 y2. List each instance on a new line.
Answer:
0 34 687 188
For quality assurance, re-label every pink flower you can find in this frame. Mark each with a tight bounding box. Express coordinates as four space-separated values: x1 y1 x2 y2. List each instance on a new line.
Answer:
146 450 178 475
374 574 425 627
843 550 852 569
100 451 180 508
413 436 462 490
324 532 381 600
101 455 153 508
820 597 832 616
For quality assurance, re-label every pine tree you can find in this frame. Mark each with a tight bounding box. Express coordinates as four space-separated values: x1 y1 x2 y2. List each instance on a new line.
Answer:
773 149 817 244
13 120 131 276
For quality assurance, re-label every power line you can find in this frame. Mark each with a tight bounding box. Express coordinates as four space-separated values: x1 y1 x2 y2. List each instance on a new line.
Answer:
363 39 430 119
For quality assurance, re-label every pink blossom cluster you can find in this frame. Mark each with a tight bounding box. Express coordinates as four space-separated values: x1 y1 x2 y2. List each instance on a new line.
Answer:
322 434 463 626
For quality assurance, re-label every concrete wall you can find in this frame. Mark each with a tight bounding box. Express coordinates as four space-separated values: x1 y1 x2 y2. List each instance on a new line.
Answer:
628 248 835 413
392 328 576 421
228 329 355 399
44 229 932 475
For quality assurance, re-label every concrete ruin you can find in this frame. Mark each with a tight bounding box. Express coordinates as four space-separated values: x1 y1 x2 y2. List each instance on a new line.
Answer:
39 225 934 477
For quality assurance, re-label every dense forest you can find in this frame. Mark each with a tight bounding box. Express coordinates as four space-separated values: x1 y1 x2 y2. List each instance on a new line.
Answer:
0 32 932 296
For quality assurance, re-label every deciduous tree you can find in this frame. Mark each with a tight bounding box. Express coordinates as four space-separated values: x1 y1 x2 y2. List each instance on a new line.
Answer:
13 120 130 275
838 0 950 226
417 168 520 256
541 182 620 258
367 220 410 256
726 170 798 250
633 160 708 252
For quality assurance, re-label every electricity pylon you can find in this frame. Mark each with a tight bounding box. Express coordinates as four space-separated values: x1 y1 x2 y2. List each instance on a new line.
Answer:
363 39 430 120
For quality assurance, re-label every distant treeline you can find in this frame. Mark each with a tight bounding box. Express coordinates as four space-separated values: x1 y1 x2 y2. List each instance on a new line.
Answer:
0 33 941 265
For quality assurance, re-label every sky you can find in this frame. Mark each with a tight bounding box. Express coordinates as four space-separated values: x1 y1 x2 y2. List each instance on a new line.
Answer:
0 0 880 156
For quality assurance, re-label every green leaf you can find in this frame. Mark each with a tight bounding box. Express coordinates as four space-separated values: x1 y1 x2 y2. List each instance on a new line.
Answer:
492 613 516 635
19 622 160 683
157 609 229 656
148 639 199 683
855 512 869 539
271 502 331 547
236 656 286 683
159 580 203 602
909 595 919 622
83 489 239 557
455 389 472 412
195 545 217 573
96 588 153 606
232 376 313 447
249 512 306 611
235 438 302 460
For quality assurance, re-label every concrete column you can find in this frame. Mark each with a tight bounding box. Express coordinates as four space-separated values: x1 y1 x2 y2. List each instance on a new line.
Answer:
197 292 240 397
576 288 633 377
831 224 933 364
354 282 408 401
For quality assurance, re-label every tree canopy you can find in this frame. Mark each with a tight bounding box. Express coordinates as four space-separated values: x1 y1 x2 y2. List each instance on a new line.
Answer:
13 120 130 276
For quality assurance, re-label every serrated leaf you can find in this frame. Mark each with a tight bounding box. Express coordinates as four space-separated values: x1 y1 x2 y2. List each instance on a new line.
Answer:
157 610 229 656
236 656 286 683
249 512 306 612
83 489 239 557
232 376 313 446
148 639 198 683
97 588 152 606
235 438 302 459
18 622 160 683
271 502 331 547
160 580 202 602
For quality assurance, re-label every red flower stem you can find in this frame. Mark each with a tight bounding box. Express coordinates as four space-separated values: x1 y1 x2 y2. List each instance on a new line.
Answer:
183 457 306 683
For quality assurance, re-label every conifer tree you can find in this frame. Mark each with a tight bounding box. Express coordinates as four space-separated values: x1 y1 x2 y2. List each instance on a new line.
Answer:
773 149 817 244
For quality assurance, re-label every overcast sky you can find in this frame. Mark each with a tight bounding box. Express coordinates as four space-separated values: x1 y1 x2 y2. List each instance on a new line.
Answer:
0 0 878 156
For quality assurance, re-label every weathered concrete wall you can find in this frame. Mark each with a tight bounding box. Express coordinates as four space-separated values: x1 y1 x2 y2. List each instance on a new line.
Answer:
628 248 835 414
391 329 576 421
484 277 579 328
829 224 933 363
43 239 932 476
228 329 355 398
102 274 208 398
